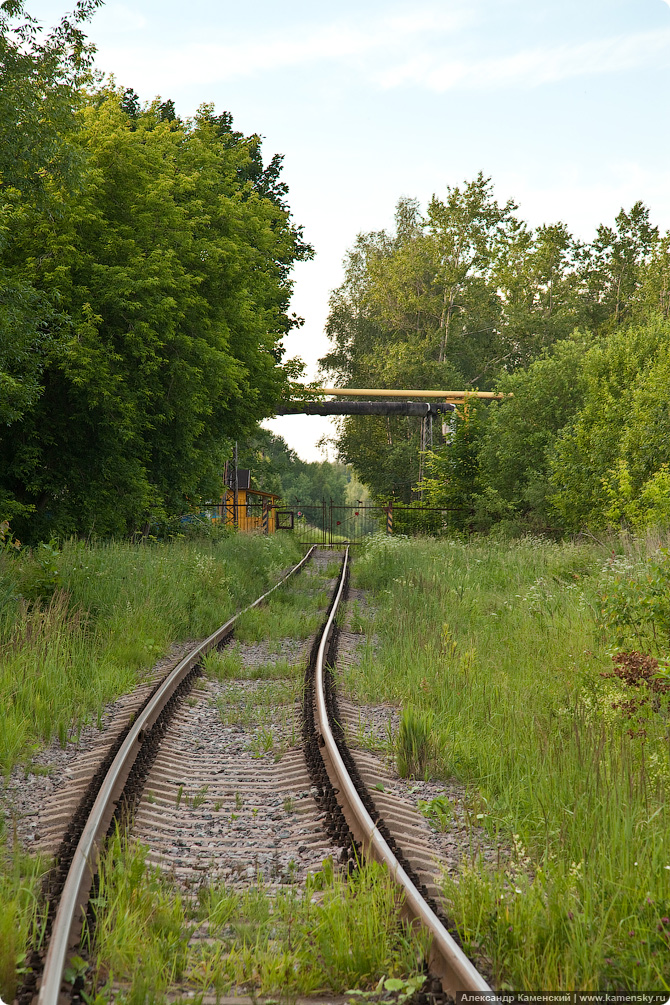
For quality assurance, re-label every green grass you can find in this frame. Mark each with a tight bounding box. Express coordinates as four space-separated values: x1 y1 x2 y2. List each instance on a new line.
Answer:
204 649 300 681
83 833 428 1002
0 846 48 1002
0 530 303 1000
348 533 670 995
233 585 327 642
0 532 302 776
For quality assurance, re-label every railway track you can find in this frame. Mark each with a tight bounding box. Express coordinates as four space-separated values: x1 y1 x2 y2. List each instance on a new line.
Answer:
25 546 497 1005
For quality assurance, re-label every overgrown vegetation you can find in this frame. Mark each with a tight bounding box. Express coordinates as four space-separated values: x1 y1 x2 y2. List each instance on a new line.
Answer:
0 528 302 999
0 1 310 542
72 552 426 1002
348 534 670 994
0 526 301 774
237 427 370 509
81 833 427 1002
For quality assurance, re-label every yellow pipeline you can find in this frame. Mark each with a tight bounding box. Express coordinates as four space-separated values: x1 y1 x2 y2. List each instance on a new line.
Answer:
314 387 506 399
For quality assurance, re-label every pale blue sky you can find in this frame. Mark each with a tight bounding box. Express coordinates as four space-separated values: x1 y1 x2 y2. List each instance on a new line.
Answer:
30 0 670 459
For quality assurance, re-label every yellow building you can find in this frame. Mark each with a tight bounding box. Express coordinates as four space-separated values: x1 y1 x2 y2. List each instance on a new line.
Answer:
221 469 281 534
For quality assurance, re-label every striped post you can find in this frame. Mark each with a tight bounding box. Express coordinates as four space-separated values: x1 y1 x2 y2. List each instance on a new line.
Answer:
262 500 269 535
387 502 393 535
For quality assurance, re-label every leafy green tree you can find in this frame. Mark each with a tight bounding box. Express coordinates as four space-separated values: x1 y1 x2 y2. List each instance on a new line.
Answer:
320 177 597 502
474 335 593 529
634 234 670 321
581 202 658 330
549 318 670 529
0 0 100 196
0 273 53 427
0 82 310 540
421 401 483 530
0 0 102 519
238 427 351 508
495 223 588 369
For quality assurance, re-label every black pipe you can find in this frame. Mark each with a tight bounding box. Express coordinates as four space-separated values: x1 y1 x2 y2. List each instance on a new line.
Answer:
275 400 455 417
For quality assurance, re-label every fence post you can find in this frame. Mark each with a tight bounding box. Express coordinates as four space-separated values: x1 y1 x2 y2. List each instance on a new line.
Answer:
387 501 393 535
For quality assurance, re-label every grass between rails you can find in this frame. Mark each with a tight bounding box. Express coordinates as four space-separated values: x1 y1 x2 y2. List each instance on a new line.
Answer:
0 530 303 1001
82 833 428 1003
78 550 425 1002
347 534 670 995
201 554 339 759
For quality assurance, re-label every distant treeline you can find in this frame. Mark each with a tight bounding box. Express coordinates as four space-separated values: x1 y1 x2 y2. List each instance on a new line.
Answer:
238 429 368 511
0 2 310 543
321 176 670 533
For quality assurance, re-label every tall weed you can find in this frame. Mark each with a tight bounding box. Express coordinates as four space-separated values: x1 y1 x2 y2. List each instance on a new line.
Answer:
85 834 427 1000
350 534 670 994
0 531 302 994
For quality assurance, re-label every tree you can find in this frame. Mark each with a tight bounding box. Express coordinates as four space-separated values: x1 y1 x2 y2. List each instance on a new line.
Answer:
0 85 311 539
237 427 352 508
475 335 593 529
549 318 670 529
421 400 483 531
582 202 658 330
0 0 102 520
320 177 585 501
495 223 587 369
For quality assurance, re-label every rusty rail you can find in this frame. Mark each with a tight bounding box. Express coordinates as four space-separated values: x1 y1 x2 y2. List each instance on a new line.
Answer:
39 543 496 1003
38 545 316 1005
314 547 498 1000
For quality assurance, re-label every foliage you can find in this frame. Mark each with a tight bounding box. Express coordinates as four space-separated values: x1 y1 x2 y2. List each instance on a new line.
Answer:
420 400 482 528
322 176 670 532
0 3 310 542
597 548 670 655
472 336 592 530
350 536 670 993
583 202 658 330
550 318 670 530
237 427 354 507
409 316 670 535
0 0 102 526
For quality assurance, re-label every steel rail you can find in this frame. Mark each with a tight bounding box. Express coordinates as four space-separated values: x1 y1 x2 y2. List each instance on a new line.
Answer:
314 547 499 1001
38 545 317 1005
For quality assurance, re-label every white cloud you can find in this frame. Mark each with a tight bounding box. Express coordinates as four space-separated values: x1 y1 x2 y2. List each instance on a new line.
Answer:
374 28 670 91
93 6 477 91
92 3 148 33
95 8 670 100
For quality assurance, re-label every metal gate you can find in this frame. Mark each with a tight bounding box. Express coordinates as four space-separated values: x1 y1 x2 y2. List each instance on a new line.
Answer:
275 501 463 545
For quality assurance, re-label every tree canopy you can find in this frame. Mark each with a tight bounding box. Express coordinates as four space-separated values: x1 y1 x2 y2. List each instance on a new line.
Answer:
321 177 670 531
0 2 310 540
